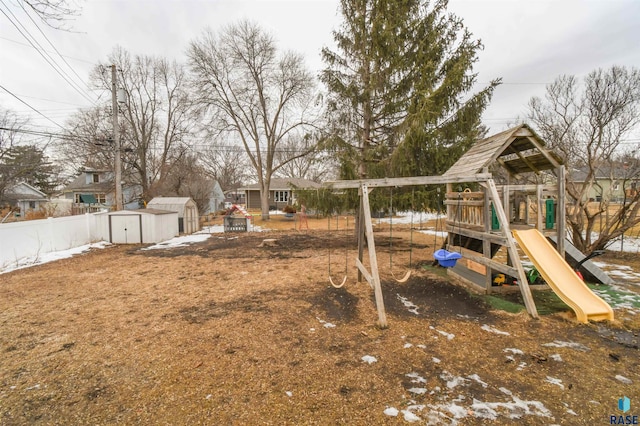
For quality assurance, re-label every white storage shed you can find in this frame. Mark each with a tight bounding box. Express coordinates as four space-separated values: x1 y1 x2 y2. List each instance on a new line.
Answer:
147 197 199 234
95 209 179 244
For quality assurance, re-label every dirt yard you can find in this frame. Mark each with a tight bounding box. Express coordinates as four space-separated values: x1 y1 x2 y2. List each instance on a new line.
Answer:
1 216 639 424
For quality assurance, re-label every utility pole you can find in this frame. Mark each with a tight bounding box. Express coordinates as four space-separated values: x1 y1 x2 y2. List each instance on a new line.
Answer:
111 64 123 210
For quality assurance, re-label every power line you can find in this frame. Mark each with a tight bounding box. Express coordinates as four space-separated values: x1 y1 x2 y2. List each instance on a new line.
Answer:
18 1 94 95
0 92 88 108
0 35 95 64
0 0 96 105
0 84 64 129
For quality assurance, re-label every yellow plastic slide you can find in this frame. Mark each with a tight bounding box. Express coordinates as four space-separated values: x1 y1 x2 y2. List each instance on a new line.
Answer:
512 229 614 323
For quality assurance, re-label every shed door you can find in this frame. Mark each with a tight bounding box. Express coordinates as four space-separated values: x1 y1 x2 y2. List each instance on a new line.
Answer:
185 206 197 234
110 215 142 244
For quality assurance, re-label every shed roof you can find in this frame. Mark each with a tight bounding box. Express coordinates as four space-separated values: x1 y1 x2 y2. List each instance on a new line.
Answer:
443 124 563 178
96 208 176 216
147 197 197 217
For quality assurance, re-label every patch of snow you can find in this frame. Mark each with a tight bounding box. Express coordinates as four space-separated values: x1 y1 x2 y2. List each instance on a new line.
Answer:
404 343 413 349
205 394 212 400
1 241 110 274
401 405 424 423
432 357 441 364
437 329 455 340
141 233 210 250
408 387 428 395
406 372 427 384
377 211 442 225
397 294 420 315
503 348 524 355
316 317 336 328
545 376 565 389
550 354 563 362
468 374 488 388
615 375 633 384
441 371 468 389
383 407 399 417
197 225 225 234
361 355 377 364
417 344 427 349
285 391 293 397
542 340 590 351
481 324 510 335
516 362 527 371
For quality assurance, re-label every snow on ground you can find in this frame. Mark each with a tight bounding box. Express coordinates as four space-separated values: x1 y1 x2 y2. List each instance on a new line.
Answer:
481 324 510 336
386 367 554 423
361 355 378 364
0 242 110 275
397 294 420 315
141 233 211 250
374 211 441 225
541 341 590 351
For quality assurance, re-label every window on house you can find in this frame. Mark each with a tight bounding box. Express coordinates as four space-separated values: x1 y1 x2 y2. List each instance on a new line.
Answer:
96 193 106 203
75 193 81 203
274 191 289 202
92 173 100 183
29 201 36 209
612 182 620 191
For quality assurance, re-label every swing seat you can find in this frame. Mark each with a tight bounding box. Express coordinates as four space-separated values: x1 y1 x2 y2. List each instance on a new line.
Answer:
433 249 462 268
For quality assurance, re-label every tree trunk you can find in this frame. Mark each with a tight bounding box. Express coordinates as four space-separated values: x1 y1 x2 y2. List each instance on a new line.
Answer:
260 180 271 221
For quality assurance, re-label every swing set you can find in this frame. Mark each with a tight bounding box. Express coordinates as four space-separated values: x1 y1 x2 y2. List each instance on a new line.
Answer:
324 174 495 327
328 213 348 289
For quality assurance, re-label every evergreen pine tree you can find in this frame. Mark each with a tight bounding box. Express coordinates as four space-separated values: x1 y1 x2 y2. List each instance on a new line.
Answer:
322 0 500 198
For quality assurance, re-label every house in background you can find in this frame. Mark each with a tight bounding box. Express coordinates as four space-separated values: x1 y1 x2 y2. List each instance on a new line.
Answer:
60 167 142 214
1 182 48 218
570 164 640 203
238 178 321 210
205 181 225 214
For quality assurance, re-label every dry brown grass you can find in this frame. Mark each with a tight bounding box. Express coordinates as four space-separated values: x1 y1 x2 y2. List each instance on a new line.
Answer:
0 224 639 424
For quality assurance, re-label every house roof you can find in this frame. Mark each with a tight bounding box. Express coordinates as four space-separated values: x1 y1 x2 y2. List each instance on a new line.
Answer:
443 124 564 178
4 182 47 199
62 173 113 193
570 163 640 183
238 178 322 191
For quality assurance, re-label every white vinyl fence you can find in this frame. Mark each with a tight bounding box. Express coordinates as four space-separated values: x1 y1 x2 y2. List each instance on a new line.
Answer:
0 214 100 269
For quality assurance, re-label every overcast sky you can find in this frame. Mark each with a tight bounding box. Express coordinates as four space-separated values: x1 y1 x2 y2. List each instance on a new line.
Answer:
1 0 639 141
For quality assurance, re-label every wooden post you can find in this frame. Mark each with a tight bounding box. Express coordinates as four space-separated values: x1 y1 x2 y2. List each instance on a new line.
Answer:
557 165 566 258
483 181 492 292
360 184 388 328
357 189 365 283
536 184 543 231
487 179 539 318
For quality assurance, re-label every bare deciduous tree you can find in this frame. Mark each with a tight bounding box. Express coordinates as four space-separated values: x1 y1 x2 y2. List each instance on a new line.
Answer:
188 20 320 220
22 0 81 29
274 134 334 182
199 141 250 193
529 65 640 253
90 47 196 203
157 151 215 214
